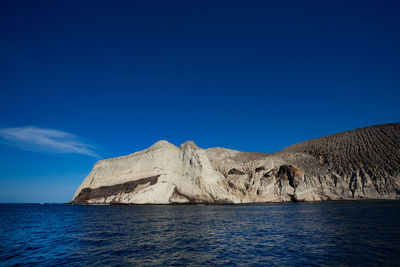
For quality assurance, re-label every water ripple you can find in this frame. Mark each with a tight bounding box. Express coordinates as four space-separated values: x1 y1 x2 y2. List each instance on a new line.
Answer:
1 202 400 266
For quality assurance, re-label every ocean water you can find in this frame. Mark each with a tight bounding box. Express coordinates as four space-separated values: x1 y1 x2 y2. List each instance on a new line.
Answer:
1 202 400 266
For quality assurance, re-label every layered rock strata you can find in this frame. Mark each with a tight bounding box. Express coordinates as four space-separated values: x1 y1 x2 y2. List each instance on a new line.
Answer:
72 123 400 204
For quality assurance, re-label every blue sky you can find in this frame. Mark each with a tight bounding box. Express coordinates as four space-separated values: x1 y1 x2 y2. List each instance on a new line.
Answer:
0 0 399 202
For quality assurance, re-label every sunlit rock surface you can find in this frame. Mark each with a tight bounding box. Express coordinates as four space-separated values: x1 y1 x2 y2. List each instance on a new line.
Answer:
72 123 400 204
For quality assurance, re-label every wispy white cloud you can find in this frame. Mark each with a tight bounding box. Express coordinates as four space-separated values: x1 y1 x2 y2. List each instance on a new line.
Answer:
0 126 100 157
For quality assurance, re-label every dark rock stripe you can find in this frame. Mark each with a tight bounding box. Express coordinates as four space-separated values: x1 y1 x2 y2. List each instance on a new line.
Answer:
71 175 160 203
228 168 245 175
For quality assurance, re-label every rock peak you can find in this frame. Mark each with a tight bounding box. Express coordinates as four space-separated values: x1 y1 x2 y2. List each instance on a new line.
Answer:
150 140 176 149
180 140 200 150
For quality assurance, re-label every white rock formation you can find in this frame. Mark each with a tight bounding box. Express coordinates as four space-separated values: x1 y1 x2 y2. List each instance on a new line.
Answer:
73 140 240 204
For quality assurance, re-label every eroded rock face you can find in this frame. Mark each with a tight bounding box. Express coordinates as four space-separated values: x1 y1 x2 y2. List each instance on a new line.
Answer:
277 165 304 189
72 124 400 204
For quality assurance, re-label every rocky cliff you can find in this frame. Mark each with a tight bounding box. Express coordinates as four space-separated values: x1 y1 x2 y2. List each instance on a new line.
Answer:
72 123 400 204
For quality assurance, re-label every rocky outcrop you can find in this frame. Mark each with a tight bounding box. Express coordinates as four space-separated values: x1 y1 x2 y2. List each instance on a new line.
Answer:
71 123 400 204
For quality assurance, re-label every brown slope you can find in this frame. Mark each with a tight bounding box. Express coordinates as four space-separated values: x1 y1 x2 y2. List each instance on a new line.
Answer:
277 123 400 197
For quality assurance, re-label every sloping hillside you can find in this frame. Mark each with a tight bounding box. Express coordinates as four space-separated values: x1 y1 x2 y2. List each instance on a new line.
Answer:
278 124 400 198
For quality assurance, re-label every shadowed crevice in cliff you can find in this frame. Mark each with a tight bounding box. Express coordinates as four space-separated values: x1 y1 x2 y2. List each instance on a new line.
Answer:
277 165 304 189
71 175 160 203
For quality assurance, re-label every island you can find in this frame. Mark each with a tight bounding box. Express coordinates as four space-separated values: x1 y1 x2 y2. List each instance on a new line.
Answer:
72 123 400 204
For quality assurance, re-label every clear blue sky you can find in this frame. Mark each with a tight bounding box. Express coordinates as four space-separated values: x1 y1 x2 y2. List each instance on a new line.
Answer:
0 0 399 203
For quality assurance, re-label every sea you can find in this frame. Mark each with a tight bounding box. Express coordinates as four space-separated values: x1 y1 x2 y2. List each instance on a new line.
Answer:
1 201 400 266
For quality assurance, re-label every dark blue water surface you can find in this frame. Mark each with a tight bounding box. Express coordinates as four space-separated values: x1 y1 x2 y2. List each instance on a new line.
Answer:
1 201 400 266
